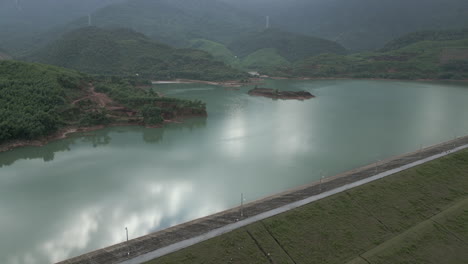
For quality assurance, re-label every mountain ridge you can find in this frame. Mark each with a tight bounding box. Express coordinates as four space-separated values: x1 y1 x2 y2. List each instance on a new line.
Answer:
25 27 247 81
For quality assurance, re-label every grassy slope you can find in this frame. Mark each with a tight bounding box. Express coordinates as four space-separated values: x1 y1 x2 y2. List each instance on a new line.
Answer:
240 48 291 71
229 28 347 62
188 39 239 66
188 28 347 72
282 38 468 80
187 39 291 71
26 27 247 81
147 149 468 264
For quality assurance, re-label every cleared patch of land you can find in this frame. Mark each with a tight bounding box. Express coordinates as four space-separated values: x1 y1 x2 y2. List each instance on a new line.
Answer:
147 149 468 264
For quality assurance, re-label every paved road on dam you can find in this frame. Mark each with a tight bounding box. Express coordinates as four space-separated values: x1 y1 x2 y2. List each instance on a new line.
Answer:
57 135 468 264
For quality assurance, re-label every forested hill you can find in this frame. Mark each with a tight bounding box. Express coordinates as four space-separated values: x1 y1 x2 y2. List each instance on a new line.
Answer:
276 36 468 80
382 28 468 51
229 28 347 61
0 60 88 143
25 27 247 81
221 0 468 51
0 60 208 145
67 0 262 47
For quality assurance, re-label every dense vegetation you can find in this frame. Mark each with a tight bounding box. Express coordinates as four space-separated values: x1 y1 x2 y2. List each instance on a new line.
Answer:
0 60 87 143
274 37 468 80
229 28 347 62
93 76 206 124
26 27 247 81
0 60 207 144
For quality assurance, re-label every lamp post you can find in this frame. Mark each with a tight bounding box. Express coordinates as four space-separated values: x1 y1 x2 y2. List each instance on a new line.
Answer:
319 171 324 193
240 193 244 218
125 227 129 256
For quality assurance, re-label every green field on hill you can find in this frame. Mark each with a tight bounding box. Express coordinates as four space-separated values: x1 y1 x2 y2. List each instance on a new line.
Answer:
147 149 468 264
277 34 468 80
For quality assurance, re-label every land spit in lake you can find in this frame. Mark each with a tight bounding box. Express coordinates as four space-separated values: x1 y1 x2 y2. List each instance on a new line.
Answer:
248 87 315 100
2 79 468 264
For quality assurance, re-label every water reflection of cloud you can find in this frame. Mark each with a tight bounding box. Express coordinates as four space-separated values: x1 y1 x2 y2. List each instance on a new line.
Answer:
4 179 223 264
274 102 312 158
221 108 246 158
41 207 100 263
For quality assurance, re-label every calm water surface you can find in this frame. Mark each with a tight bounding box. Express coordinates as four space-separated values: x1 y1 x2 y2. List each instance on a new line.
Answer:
1 79 468 263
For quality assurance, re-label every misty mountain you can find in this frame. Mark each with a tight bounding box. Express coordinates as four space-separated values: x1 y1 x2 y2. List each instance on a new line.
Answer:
0 0 124 54
65 0 263 47
25 27 246 81
221 0 468 51
229 28 347 61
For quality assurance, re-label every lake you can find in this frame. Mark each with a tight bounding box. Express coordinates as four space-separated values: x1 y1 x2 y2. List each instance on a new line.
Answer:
1 79 468 264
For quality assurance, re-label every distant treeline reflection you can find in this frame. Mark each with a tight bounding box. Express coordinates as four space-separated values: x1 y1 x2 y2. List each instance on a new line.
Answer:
0 117 206 167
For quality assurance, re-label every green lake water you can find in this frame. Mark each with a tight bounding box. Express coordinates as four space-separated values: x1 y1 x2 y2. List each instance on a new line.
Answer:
1 79 468 263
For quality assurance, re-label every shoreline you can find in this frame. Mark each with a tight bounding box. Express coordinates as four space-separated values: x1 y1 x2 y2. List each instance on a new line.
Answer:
152 78 264 87
269 76 468 82
151 77 468 88
0 117 199 153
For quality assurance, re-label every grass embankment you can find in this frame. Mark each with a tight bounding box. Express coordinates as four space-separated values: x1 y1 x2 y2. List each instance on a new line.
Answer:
147 149 468 264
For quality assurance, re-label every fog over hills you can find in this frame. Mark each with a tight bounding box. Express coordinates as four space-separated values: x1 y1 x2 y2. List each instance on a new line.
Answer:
67 0 262 47
1 0 468 54
0 0 125 54
221 0 468 51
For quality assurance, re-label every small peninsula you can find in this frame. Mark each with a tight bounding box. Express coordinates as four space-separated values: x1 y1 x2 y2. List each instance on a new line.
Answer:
0 60 207 152
248 88 315 100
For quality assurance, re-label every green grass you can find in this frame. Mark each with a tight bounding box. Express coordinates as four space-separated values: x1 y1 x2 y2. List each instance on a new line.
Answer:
147 149 468 264
229 28 347 62
280 38 468 80
188 39 240 66
240 48 291 71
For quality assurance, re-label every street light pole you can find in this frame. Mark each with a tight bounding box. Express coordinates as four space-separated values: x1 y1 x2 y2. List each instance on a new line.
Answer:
319 171 323 193
241 193 244 218
125 227 129 256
